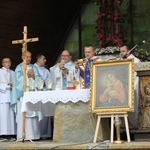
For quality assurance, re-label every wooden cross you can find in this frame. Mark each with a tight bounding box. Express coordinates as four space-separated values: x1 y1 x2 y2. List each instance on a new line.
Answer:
12 26 39 61
12 26 39 143
12 26 39 92
12 26 39 45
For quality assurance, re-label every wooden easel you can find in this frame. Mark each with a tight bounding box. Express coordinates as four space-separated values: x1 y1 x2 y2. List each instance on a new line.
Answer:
12 26 39 143
93 112 131 143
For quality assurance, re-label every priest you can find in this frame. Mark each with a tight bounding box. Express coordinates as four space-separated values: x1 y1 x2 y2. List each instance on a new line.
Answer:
34 54 53 139
50 50 81 90
11 51 42 140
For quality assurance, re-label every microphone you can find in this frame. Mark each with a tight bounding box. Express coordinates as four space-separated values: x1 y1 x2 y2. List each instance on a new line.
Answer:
123 40 146 59
137 40 146 47
130 40 146 53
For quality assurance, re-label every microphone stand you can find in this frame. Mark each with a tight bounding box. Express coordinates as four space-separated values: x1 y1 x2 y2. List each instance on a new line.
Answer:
129 44 139 53
123 41 145 59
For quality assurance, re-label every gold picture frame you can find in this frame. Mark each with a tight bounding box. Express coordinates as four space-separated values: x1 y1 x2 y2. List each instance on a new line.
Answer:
89 58 134 114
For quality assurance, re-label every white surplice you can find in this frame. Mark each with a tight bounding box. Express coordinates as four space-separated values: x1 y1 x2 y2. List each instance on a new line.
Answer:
34 63 53 138
0 67 16 135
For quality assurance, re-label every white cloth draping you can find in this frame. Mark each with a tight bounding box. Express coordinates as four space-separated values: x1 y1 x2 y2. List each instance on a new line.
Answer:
21 89 90 120
17 100 40 139
22 89 90 104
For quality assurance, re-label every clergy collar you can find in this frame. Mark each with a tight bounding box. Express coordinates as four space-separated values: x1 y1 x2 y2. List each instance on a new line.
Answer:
2 67 10 72
34 63 45 69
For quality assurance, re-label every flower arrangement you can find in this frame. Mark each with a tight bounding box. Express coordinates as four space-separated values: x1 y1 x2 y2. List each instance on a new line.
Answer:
132 48 150 62
93 0 124 49
95 46 120 55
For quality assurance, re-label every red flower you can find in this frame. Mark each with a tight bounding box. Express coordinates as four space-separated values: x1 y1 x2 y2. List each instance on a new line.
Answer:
98 13 103 18
113 39 118 43
96 22 101 29
117 43 123 47
114 16 119 21
99 41 103 46
118 33 123 38
97 33 103 39
114 13 120 21
106 37 110 42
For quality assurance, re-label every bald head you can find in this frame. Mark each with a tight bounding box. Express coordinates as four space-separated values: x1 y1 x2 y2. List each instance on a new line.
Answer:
22 51 32 65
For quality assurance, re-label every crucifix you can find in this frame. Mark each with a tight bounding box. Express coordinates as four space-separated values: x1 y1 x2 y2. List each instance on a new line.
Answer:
12 26 39 143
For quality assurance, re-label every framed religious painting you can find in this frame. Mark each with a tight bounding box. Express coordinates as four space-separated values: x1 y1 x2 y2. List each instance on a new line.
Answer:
89 58 134 114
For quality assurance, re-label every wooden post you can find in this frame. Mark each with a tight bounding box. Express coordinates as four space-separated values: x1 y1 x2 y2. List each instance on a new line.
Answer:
12 26 39 142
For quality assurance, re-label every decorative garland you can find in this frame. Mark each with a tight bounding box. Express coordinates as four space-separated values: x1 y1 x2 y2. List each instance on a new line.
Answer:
95 46 120 55
93 0 124 48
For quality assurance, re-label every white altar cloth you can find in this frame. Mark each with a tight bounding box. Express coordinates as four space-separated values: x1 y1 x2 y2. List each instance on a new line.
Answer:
21 89 90 120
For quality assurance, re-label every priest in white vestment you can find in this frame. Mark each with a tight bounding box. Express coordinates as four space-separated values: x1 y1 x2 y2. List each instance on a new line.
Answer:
50 50 81 90
34 54 54 139
0 57 16 138
120 45 140 128
11 51 42 140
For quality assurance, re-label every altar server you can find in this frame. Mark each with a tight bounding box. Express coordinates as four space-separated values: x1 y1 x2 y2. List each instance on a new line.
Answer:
11 51 42 140
0 57 16 139
50 50 81 90
34 54 54 139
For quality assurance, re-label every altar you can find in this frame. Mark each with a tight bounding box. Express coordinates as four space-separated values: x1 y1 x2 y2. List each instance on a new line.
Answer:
21 89 110 142
21 89 90 120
